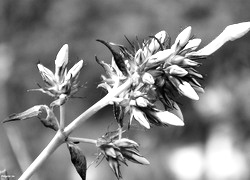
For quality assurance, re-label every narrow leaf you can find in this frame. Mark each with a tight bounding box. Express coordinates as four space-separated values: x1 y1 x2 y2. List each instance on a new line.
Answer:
67 143 87 180
96 39 128 76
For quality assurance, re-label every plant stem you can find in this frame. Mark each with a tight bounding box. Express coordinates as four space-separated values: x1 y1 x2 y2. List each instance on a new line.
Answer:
67 137 97 145
64 78 132 136
60 104 66 129
18 78 132 180
18 131 65 180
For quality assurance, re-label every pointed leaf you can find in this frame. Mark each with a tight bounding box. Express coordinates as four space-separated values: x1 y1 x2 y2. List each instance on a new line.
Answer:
97 39 128 76
67 143 87 180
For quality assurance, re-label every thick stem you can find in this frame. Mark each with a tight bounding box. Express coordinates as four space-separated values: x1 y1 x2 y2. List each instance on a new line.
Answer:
18 131 65 180
64 78 132 136
60 104 66 129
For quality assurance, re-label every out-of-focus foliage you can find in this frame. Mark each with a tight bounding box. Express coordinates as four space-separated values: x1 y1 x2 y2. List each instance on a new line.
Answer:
0 0 250 180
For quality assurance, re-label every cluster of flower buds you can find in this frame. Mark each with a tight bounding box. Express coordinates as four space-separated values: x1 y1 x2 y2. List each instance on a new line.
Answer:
97 22 250 130
96 131 149 179
35 44 83 106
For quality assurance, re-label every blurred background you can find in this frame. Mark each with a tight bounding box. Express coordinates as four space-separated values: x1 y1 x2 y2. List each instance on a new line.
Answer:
0 0 250 180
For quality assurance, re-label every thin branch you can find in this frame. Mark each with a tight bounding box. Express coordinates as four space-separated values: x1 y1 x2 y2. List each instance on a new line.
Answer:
67 137 97 145
59 104 66 129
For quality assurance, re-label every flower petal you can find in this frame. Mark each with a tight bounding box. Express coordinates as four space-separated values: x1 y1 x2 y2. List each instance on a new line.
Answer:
188 22 250 56
178 81 199 100
153 110 184 126
132 108 150 129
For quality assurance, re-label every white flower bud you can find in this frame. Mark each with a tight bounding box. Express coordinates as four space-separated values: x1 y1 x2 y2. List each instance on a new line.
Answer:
142 72 155 85
65 60 83 81
147 49 174 65
171 26 192 51
132 108 150 129
153 110 184 126
166 65 188 77
37 64 56 86
178 81 199 100
135 97 149 107
148 30 167 53
55 44 69 82
114 138 139 148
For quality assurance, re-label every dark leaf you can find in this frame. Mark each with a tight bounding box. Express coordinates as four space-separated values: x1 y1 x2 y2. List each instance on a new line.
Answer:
39 106 59 131
67 143 87 180
96 39 128 76
113 103 124 127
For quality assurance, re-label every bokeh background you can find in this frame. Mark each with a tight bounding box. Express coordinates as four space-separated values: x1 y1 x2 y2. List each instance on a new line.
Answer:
0 0 250 180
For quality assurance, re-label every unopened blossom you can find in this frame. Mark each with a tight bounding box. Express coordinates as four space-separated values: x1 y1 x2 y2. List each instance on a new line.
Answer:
34 44 83 102
96 131 149 179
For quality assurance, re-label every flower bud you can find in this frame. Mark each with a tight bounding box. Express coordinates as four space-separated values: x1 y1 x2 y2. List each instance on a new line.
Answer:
132 108 150 129
105 147 117 158
170 55 185 65
171 26 192 52
142 72 155 85
37 64 56 86
114 138 139 148
178 81 199 100
148 30 167 53
65 60 83 81
147 49 174 65
134 49 145 65
165 65 188 77
135 97 149 107
55 44 69 82
183 38 202 52
152 110 184 126
122 150 150 165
